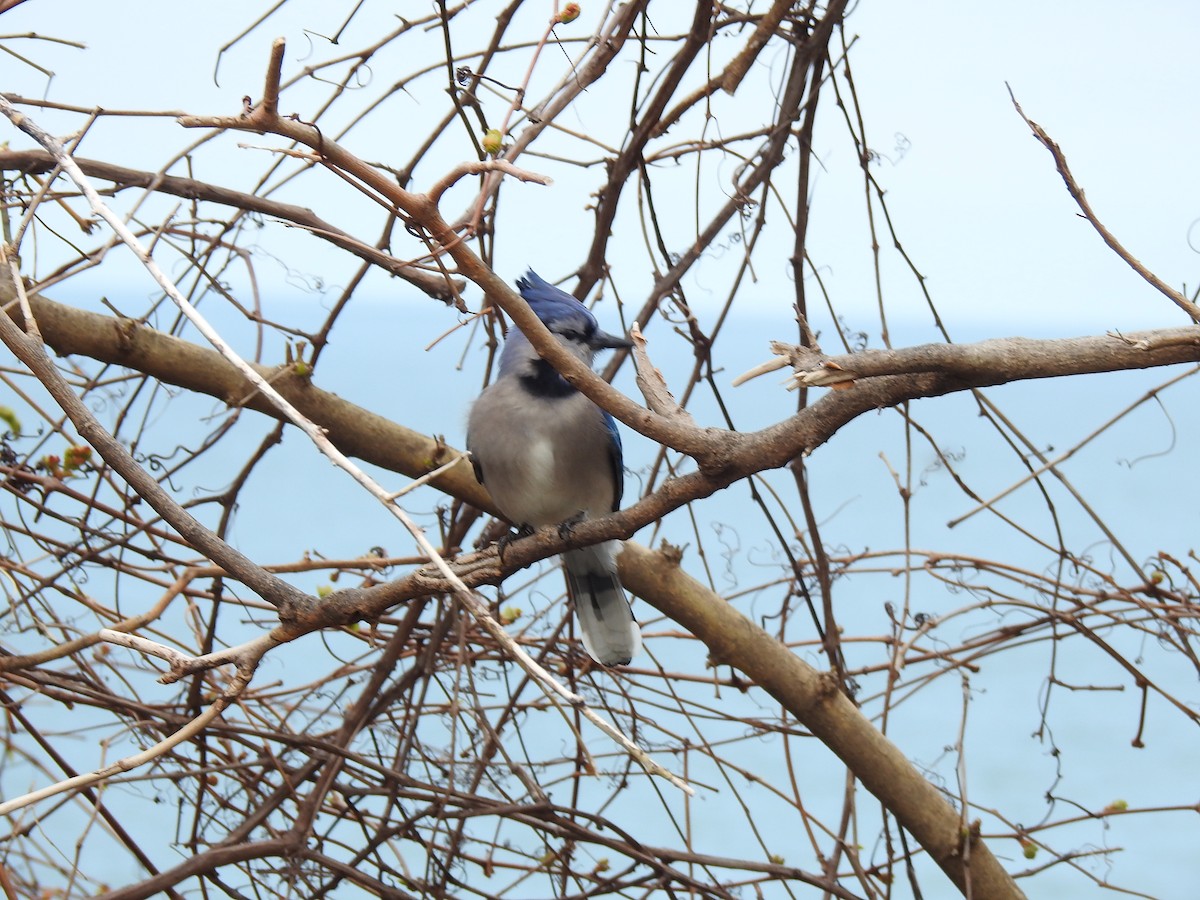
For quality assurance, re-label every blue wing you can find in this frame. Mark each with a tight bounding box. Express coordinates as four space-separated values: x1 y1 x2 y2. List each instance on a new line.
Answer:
602 410 624 510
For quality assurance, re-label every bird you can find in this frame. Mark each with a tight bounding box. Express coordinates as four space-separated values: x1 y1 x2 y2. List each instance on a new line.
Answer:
467 270 642 666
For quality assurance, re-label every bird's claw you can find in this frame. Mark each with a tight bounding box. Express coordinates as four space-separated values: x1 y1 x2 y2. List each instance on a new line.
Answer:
496 524 534 563
557 511 586 540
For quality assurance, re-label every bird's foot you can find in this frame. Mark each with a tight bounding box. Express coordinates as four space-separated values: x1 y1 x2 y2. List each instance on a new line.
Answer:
556 511 587 540
496 523 535 563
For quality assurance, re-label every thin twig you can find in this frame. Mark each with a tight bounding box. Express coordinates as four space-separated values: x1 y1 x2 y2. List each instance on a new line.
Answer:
0 650 258 817
1008 85 1200 324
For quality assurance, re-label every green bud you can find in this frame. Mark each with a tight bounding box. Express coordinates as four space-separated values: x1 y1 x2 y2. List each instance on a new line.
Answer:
482 128 504 156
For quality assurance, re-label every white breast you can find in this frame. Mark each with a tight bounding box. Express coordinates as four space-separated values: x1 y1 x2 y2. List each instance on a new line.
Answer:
468 382 618 529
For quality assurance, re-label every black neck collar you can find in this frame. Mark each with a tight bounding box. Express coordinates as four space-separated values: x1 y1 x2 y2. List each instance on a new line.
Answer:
519 358 577 398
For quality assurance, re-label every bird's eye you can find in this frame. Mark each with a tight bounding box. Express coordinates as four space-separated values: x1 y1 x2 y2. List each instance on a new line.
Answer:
558 329 584 342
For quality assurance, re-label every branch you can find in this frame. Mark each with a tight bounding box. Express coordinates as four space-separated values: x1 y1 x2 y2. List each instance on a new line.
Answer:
93 839 298 900
426 157 552 203
0 570 194 674
1008 86 1200 324
0 645 258 817
574 1 716 294
170 38 719 467
10 279 1200 608
0 148 464 303
651 0 797 136
739 329 1200 390
0 282 490 511
98 628 282 685
630 321 693 422
618 542 1025 898
0 294 307 609
0 102 690 795
453 0 651 228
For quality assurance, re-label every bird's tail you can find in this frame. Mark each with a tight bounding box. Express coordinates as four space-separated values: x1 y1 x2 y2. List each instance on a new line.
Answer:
563 542 641 666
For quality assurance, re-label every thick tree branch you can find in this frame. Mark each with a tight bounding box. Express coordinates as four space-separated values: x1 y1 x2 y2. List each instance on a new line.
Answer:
0 294 308 609
7 280 1199 609
619 541 1024 898
746 329 1200 389
0 280 489 510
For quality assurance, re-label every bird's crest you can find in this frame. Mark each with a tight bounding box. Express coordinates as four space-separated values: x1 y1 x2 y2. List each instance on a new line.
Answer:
516 270 598 334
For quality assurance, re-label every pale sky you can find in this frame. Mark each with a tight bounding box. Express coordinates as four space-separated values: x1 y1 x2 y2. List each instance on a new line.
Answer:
6 1 1198 338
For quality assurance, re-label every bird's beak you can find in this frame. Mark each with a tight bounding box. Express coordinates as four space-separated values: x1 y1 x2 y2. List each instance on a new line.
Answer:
591 330 633 350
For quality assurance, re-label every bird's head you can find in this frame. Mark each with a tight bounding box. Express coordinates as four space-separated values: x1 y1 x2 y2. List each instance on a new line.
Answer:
514 270 631 364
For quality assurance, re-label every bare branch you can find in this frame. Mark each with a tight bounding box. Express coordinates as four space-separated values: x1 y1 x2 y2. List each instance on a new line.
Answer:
1009 85 1200 324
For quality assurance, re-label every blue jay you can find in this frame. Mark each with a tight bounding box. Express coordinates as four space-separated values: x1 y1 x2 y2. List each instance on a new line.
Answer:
467 270 641 665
